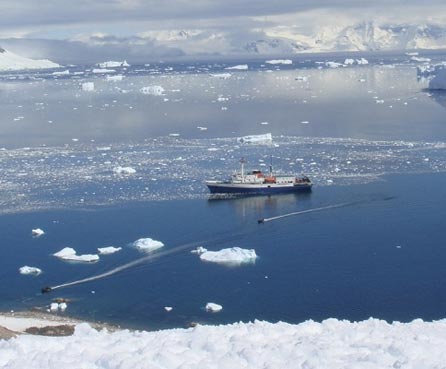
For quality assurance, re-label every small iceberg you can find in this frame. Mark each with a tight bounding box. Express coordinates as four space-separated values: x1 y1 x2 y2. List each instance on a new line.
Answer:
113 166 136 175
205 302 223 313
133 238 164 252
209 73 232 79
140 85 165 96
19 266 42 275
81 82 94 92
53 247 99 262
237 133 272 145
98 61 130 68
32 228 45 237
199 247 257 266
225 64 248 70
265 59 292 65
98 246 122 255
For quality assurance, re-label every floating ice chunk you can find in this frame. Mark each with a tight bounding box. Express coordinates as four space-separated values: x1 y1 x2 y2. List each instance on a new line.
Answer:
197 126 208 131
140 85 165 96
164 306 173 312
59 302 68 311
106 75 124 82
301 121 309 124
191 246 207 255
49 303 59 312
32 228 45 237
113 166 136 175
429 66 446 90
199 247 257 265
411 56 431 63
53 247 99 262
81 82 94 92
209 73 231 79
225 64 248 70
237 133 272 145
52 69 70 76
326 61 343 68
265 59 292 65
356 58 369 65
19 266 42 275
133 238 164 252
205 302 223 312
98 246 122 255
344 58 355 65
98 61 130 68
92 68 116 74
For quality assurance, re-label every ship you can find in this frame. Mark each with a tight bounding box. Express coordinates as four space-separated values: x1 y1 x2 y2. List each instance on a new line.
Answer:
205 158 312 195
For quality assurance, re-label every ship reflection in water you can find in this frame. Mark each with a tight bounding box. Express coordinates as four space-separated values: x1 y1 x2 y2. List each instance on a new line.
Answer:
207 192 312 220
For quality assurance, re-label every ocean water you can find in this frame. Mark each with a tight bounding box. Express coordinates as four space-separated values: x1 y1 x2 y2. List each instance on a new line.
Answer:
1 53 446 330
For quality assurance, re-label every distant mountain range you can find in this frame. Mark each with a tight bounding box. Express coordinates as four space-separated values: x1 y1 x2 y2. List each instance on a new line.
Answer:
1 21 446 66
0 46 60 71
145 22 446 56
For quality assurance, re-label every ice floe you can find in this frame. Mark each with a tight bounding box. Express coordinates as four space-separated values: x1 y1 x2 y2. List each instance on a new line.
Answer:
140 85 165 96
98 61 130 68
237 133 272 145
209 73 232 79
3 318 446 368
265 59 292 65
97 246 122 255
205 302 223 312
106 75 124 82
133 238 164 252
92 68 116 74
31 228 45 237
19 266 42 275
113 166 136 175
53 247 99 262
199 247 258 265
225 64 248 70
81 82 94 92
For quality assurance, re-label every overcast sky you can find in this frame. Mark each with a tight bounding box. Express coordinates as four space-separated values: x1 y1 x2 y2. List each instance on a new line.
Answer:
1 0 445 62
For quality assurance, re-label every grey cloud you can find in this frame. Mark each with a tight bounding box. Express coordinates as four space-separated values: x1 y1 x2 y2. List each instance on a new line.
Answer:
1 0 445 29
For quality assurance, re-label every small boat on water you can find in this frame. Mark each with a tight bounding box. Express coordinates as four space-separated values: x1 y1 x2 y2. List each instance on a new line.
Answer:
205 158 312 195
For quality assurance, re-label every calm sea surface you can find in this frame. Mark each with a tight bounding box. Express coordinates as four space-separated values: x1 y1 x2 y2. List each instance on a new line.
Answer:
1 53 446 330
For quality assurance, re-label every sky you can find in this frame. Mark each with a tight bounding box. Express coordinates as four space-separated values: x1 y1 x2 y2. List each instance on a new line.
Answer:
0 0 446 63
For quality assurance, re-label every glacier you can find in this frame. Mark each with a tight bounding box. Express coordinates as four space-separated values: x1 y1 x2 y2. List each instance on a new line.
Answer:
0 47 60 71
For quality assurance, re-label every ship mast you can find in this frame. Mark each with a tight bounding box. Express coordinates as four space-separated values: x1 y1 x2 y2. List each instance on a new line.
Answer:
240 157 246 182
269 155 273 177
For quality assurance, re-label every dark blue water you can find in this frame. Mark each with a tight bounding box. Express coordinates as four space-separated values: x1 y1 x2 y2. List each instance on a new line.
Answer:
1 171 446 330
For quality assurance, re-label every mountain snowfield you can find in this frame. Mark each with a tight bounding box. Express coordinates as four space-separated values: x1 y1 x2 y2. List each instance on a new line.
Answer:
1 318 446 368
142 22 446 55
0 46 60 71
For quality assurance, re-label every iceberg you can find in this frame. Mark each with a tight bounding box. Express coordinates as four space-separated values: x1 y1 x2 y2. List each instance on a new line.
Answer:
209 73 232 79
81 82 94 92
31 228 45 237
106 75 124 82
98 61 130 68
237 133 272 145
265 59 292 65
225 64 248 70
205 302 223 312
140 85 165 96
19 266 42 275
199 247 257 265
325 61 343 68
133 238 164 252
53 247 99 262
98 246 122 255
113 166 136 175
428 66 446 90
92 68 116 74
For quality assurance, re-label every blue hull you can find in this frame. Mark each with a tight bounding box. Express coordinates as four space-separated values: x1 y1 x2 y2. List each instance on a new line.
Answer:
207 184 312 195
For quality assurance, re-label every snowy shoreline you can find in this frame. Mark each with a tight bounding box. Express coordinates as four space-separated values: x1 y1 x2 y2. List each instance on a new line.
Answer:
1 312 446 368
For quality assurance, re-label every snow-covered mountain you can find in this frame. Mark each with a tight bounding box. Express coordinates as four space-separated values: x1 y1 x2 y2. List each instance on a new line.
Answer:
246 22 446 54
142 22 446 56
0 46 60 71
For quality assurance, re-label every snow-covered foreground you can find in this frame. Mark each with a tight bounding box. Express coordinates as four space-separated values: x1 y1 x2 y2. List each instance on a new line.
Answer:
2 318 446 368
